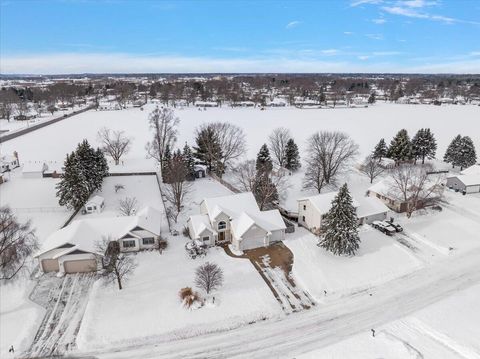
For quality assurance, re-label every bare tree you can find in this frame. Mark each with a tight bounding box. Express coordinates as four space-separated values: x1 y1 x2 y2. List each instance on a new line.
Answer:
232 160 288 210
96 238 137 290
195 262 224 294
163 153 192 222
0 89 18 122
118 197 138 216
146 107 180 166
388 164 444 218
303 131 359 192
15 101 29 118
360 155 385 184
268 127 291 167
211 122 247 172
0 206 38 280
97 127 132 165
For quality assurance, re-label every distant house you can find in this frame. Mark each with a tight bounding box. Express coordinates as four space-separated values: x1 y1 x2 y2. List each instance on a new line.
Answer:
195 101 218 107
298 191 389 233
35 207 162 274
0 153 20 173
446 175 480 194
84 195 105 214
367 178 443 212
187 192 286 251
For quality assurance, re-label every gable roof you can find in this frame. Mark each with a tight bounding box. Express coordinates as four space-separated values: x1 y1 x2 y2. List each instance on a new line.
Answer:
188 214 214 239
202 192 259 221
451 174 480 186
299 191 360 216
36 206 162 257
461 164 480 176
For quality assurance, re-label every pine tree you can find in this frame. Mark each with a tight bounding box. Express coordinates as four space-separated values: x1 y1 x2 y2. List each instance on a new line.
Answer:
183 142 196 181
372 138 388 160
457 136 477 170
285 138 301 171
256 144 273 174
75 139 98 192
368 92 376 104
411 128 437 164
193 126 222 173
94 147 109 190
387 129 412 164
444 134 462 168
318 184 360 256
162 144 172 182
56 152 90 210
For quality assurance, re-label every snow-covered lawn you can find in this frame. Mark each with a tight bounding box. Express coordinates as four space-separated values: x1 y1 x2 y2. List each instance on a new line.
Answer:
285 227 423 300
76 243 281 350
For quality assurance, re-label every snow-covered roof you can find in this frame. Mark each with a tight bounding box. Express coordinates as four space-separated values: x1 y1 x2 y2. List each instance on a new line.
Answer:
299 191 360 217
194 164 207 171
355 196 389 218
461 164 480 176
202 192 260 222
36 206 162 257
22 162 47 173
450 174 480 186
188 214 214 238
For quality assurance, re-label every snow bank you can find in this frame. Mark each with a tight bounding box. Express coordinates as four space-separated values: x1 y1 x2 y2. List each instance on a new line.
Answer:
285 227 423 300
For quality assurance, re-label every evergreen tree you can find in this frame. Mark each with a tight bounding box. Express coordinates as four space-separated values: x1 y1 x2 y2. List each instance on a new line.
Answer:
94 147 109 190
161 144 172 182
372 138 388 160
318 184 360 256
387 129 412 164
256 144 273 174
411 128 437 164
193 126 222 173
457 136 477 170
444 134 462 167
368 92 376 104
183 142 196 181
75 139 98 192
285 138 301 171
56 152 90 210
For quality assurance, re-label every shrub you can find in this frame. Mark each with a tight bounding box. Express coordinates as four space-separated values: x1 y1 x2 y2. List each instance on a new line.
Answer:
182 225 190 238
179 287 200 308
158 237 168 253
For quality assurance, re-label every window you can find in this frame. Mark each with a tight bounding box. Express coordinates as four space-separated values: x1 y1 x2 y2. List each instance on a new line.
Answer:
86 206 92 211
218 221 227 230
122 240 136 248
302 216 306 222
202 236 210 242
142 237 155 245
303 205 306 210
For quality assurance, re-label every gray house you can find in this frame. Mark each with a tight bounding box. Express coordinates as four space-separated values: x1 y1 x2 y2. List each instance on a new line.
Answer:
446 175 480 194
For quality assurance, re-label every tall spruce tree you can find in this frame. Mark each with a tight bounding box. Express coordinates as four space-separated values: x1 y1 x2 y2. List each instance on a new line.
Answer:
443 134 462 168
411 128 437 164
285 138 301 171
457 136 477 170
56 152 90 210
256 144 273 173
387 129 412 164
183 142 196 181
94 147 109 190
372 138 388 160
318 184 360 256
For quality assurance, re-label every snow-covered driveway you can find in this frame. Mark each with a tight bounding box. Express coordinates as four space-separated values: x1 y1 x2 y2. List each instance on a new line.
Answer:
76 245 480 359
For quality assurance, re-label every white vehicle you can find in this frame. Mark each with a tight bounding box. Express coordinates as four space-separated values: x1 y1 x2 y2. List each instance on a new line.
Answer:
372 220 396 236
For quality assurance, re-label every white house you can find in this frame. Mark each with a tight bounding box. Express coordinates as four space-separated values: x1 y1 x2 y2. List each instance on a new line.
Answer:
0 153 20 173
187 192 286 251
298 191 389 233
84 195 105 214
36 207 162 274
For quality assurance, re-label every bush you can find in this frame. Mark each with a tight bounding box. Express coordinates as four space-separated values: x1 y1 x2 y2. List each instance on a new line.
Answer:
158 237 168 253
182 225 190 238
179 287 200 308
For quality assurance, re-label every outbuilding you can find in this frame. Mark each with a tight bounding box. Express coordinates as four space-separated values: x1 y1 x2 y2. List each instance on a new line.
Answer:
446 175 480 194
84 195 105 214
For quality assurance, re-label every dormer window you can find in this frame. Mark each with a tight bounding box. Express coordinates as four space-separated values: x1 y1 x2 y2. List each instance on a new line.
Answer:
218 221 227 230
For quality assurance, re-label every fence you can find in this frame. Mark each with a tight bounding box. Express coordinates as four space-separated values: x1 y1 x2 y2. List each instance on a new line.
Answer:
154 171 172 232
209 172 241 193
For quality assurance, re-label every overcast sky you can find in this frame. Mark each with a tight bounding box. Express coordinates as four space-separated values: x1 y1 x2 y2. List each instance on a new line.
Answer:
1 0 479 74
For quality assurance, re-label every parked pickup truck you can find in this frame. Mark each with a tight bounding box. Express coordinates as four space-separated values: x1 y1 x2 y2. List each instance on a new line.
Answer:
372 220 396 236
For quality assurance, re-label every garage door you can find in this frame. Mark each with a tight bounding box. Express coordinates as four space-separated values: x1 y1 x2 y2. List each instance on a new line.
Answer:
240 236 266 251
42 259 59 272
63 259 97 273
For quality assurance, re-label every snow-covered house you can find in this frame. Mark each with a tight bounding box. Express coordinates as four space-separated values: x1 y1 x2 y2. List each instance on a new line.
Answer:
194 164 207 178
84 195 105 214
298 191 389 233
1 153 20 173
195 101 218 107
187 192 286 251
367 178 443 212
461 164 480 176
36 207 162 273
446 174 480 194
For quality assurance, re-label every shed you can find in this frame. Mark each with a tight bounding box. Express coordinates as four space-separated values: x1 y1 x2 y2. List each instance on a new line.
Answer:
84 195 105 214
194 164 207 178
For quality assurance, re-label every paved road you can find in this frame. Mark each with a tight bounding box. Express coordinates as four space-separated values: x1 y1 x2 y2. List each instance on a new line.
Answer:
72 246 480 359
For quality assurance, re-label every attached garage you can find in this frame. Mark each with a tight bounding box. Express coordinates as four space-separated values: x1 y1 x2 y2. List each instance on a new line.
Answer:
240 236 266 251
63 259 97 273
42 259 60 273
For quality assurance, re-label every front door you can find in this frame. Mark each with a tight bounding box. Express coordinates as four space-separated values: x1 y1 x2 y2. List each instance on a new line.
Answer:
218 231 225 242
